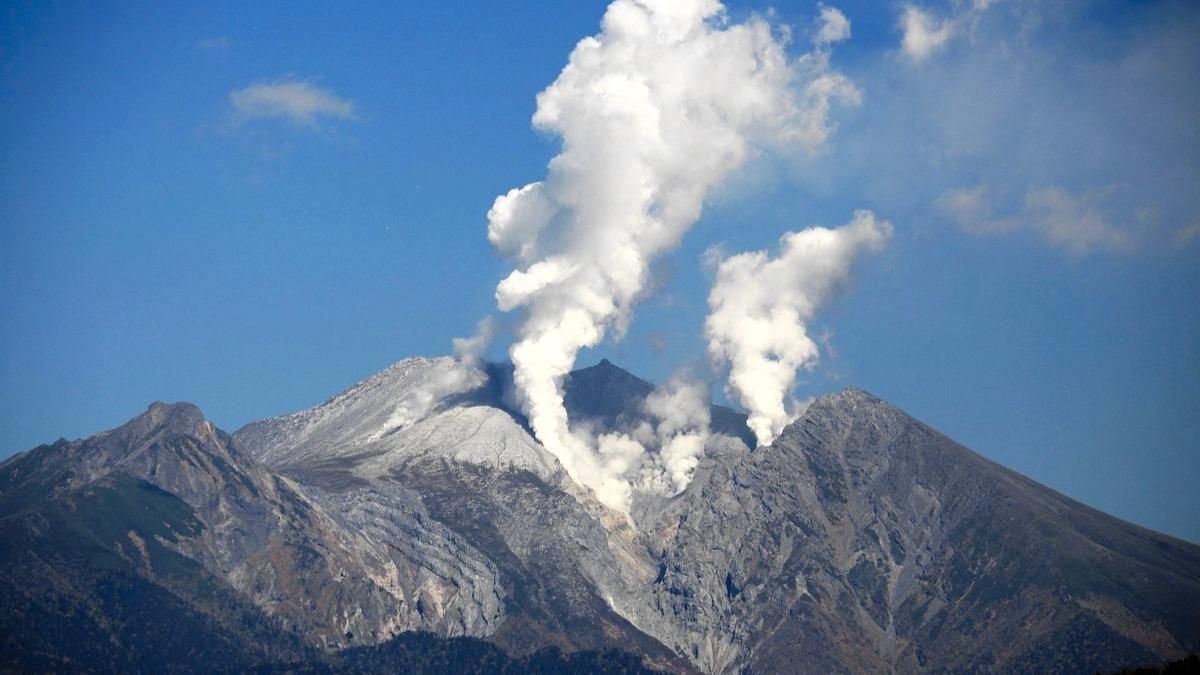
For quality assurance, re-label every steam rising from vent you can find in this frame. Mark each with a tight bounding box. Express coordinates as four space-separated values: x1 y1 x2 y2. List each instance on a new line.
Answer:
587 374 713 511
639 376 711 492
488 0 859 512
383 318 495 431
705 210 892 447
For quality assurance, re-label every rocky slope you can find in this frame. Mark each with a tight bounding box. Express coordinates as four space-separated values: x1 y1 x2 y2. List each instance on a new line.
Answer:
234 358 693 669
227 358 1200 672
640 388 1200 673
2 357 1197 674
0 399 507 653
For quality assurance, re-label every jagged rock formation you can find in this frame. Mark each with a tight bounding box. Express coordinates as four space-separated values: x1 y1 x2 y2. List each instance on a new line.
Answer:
640 388 1200 673
0 397 509 652
234 358 690 669
2 357 1197 674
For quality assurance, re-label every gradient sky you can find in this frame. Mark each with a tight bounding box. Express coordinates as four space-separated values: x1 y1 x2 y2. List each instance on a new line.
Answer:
1 0 1197 541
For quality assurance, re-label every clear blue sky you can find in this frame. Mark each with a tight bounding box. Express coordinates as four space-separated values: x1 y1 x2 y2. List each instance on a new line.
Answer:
2 1 1197 541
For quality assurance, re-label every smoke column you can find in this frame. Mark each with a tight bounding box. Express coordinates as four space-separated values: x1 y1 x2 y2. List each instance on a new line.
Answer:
705 210 892 447
580 372 712 510
383 317 495 431
488 0 859 511
638 375 711 493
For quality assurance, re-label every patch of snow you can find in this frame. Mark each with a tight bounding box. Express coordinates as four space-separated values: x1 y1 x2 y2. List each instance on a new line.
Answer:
235 357 561 481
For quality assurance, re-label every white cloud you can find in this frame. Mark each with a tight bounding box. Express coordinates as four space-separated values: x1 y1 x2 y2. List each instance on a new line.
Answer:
1173 221 1200 250
815 4 851 47
899 1 1001 63
800 0 1200 262
937 183 1006 233
1023 188 1133 255
938 184 1134 255
900 5 956 62
706 210 892 447
228 78 355 127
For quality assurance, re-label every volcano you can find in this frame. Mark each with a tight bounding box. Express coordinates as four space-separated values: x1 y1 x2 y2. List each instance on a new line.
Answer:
2 358 1197 674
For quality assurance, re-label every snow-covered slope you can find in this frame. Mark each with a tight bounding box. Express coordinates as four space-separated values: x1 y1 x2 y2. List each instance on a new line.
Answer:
234 357 562 482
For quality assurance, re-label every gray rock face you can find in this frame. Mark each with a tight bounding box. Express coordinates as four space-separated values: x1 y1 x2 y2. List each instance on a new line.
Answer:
232 363 1200 673
232 358 692 670
1 398 505 650
637 388 1200 672
3 359 1198 674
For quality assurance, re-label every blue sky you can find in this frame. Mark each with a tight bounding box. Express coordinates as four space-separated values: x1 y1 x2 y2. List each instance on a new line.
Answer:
2 1 1197 540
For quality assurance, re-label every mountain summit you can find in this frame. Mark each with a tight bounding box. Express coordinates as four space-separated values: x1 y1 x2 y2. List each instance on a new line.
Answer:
2 358 1197 673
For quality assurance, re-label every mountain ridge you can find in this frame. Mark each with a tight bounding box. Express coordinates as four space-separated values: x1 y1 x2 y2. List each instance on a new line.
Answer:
1 357 1197 674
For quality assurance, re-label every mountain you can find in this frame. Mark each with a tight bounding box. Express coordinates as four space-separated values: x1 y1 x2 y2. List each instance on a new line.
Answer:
562 359 756 449
640 388 1200 673
2 357 1197 674
0 403 309 672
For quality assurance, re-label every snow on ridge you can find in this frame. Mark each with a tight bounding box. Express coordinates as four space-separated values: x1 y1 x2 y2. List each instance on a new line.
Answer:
236 357 453 464
233 356 562 481
357 405 562 481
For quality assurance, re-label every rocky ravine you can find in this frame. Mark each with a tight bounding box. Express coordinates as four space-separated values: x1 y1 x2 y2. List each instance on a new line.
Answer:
2 357 1198 674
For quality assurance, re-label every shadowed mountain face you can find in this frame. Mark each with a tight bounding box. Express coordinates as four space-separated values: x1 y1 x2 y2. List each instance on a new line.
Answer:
443 358 756 449
563 359 757 449
1 358 1197 674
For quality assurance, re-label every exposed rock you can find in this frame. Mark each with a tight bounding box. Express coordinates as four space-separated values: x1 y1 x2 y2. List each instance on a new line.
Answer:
2 399 505 651
3 360 1198 674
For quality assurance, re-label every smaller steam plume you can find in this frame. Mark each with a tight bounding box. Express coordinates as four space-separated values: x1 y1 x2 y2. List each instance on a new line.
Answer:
640 376 711 492
705 210 892 447
588 373 712 512
383 318 495 431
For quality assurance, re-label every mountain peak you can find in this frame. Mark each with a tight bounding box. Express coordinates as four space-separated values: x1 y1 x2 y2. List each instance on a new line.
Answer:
110 400 216 449
805 385 887 414
574 357 647 384
563 359 655 425
141 400 206 428
145 400 204 418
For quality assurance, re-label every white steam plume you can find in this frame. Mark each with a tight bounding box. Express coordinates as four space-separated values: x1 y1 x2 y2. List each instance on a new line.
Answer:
706 210 892 447
487 0 859 512
636 375 711 493
383 318 495 431
589 374 712 511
